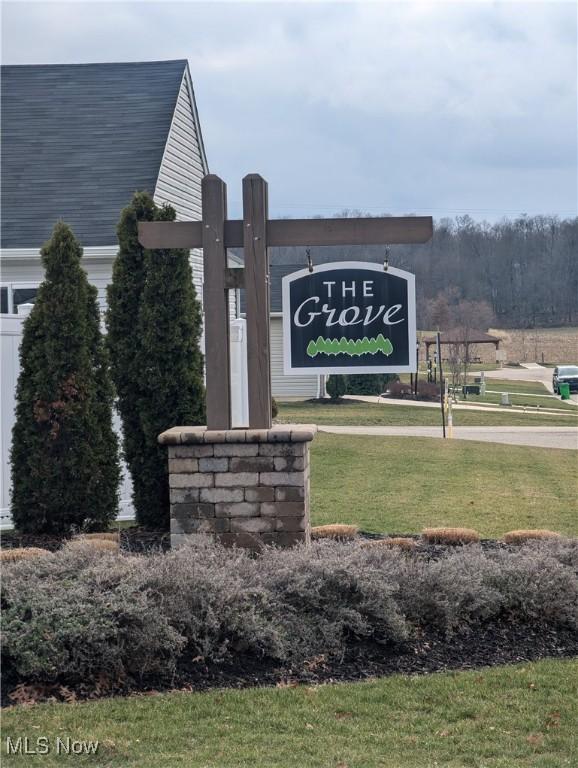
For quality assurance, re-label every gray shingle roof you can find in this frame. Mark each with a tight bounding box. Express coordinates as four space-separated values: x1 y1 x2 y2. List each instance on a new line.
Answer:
1 60 188 249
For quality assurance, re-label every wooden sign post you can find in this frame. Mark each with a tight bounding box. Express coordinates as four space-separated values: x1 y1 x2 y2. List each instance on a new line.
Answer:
139 173 433 431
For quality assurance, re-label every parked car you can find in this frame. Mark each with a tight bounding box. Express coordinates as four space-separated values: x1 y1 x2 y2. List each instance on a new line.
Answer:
552 365 578 394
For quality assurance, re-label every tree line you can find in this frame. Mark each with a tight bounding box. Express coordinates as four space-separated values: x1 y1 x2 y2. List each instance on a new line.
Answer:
271 213 578 329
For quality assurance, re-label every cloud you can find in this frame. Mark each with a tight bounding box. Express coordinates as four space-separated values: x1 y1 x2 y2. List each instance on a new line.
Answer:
2 1 576 219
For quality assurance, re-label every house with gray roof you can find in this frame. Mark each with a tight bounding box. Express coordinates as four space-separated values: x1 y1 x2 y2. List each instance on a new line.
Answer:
1 59 209 312
0 59 216 525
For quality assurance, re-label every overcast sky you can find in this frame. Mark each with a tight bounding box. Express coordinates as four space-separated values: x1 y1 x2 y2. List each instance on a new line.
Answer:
2 0 577 221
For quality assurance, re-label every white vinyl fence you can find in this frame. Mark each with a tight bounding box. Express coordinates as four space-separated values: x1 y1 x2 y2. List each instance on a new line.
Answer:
0 308 134 529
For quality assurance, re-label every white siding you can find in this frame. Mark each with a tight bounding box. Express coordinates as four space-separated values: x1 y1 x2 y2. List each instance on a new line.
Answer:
154 70 206 298
0 249 116 312
270 317 320 398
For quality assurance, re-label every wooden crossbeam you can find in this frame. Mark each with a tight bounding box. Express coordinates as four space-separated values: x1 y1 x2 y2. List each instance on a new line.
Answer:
138 215 433 249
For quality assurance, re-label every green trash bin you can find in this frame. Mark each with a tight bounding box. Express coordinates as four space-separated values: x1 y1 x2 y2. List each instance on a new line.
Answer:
559 383 571 400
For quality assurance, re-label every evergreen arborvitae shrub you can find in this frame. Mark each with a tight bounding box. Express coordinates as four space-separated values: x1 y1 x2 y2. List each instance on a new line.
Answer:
106 191 156 516
135 203 205 528
10 223 120 535
326 374 347 400
107 194 205 530
84 284 121 530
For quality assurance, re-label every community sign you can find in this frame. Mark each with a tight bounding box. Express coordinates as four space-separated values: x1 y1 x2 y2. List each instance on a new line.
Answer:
282 262 417 375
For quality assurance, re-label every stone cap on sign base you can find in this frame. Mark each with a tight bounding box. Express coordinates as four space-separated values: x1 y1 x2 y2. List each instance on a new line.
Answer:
158 425 317 446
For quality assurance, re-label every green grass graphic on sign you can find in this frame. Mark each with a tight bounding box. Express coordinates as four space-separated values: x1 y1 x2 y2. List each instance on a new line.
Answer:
306 334 394 358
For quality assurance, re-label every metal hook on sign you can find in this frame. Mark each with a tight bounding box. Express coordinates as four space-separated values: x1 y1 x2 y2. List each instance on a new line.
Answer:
306 248 314 273
383 246 390 272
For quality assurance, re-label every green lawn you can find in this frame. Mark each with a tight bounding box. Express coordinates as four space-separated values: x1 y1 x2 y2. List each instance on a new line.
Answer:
2 660 576 767
455 378 576 411
277 400 578 428
463 392 576 412
467 378 551 396
309 433 578 536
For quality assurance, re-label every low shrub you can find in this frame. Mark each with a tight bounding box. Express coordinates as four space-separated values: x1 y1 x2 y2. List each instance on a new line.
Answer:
345 374 398 396
362 537 417 551
387 381 413 398
398 544 578 635
422 527 480 544
416 381 440 401
2 538 576 691
1 548 184 685
523 537 578 569
487 547 578 630
503 529 561 544
311 524 359 540
398 549 500 633
257 541 409 659
326 375 347 400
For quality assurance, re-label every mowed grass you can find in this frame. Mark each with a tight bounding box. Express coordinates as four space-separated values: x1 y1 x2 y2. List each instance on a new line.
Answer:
2 660 576 767
277 400 578 427
457 378 577 411
466 392 577 411
309 433 578 536
468 378 551 395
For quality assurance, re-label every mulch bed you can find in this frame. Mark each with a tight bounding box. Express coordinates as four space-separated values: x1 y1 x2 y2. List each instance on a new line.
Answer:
170 622 578 693
2 528 515 556
359 531 514 557
0 527 170 553
3 621 577 707
120 528 170 553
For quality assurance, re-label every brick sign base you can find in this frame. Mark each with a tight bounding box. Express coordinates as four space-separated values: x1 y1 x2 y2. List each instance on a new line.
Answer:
158 425 316 550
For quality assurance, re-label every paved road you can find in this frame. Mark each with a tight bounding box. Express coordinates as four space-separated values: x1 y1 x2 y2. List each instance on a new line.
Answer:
319 425 578 450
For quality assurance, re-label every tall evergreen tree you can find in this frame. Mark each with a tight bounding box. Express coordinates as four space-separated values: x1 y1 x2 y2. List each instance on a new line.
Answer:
136 203 205 528
84 284 121 529
11 223 119 534
107 194 205 529
106 192 156 507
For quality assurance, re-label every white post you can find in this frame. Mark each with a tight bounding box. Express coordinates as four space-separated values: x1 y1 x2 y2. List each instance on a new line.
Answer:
230 318 249 428
16 303 35 317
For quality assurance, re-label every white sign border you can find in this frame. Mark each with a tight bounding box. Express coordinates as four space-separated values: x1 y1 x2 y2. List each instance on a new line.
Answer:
282 261 417 375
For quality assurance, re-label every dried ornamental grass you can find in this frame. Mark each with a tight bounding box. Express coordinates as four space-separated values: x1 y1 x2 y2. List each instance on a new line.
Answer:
64 538 119 554
76 532 119 542
503 530 561 544
361 537 417 551
0 547 50 563
422 527 480 545
311 524 359 540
